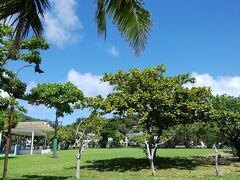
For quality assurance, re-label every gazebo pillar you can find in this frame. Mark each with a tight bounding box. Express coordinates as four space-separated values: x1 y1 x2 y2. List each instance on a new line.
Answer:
0 130 2 149
30 130 35 155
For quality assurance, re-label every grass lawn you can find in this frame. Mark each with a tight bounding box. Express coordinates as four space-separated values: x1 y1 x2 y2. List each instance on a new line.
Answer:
0 148 239 179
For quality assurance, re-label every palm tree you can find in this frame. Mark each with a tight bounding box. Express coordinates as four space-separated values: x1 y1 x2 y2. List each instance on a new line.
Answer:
0 0 152 55
0 0 50 49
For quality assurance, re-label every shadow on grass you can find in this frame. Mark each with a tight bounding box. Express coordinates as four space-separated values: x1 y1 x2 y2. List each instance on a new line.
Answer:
75 157 204 172
76 156 236 173
15 175 71 180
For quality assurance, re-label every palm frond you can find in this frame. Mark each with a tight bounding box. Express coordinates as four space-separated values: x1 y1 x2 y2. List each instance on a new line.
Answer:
0 0 50 44
95 0 107 38
95 0 152 56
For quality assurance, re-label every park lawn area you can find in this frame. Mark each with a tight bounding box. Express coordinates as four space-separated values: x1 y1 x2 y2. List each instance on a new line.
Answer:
0 148 239 179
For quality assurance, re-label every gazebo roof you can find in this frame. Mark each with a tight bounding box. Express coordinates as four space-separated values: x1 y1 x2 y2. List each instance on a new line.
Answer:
10 128 45 136
5 121 53 136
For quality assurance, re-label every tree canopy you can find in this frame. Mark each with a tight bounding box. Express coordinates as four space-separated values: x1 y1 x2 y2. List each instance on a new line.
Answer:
210 95 240 160
93 65 211 138
0 24 49 99
88 65 212 175
26 82 84 117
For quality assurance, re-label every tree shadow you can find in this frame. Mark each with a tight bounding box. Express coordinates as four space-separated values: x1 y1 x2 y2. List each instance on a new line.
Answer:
78 155 236 173
79 157 205 172
14 175 71 180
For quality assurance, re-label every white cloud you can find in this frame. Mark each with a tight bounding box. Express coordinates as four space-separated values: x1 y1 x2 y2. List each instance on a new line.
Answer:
67 69 113 97
26 81 37 94
0 89 10 98
187 72 240 97
108 45 119 57
44 0 83 47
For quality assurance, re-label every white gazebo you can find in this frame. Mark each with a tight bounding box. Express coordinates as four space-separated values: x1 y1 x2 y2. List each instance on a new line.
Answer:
1 121 53 155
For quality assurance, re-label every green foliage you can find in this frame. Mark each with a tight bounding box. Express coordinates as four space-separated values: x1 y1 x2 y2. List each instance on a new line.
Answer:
0 24 49 99
99 116 139 147
76 112 106 135
211 95 240 113
0 111 21 130
210 95 240 158
100 128 124 148
18 114 48 122
166 123 223 147
26 82 84 117
0 22 48 180
0 96 26 130
0 110 8 129
0 75 26 99
97 65 211 141
130 134 151 143
0 24 49 65
47 126 75 149
75 112 106 150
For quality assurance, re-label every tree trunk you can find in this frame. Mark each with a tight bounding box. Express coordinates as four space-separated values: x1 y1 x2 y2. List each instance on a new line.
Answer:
2 104 14 180
235 145 240 162
76 154 81 179
76 143 84 179
231 139 240 162
237 151 240 162
52 110 58 158
149 158 156 176
153 146 157 159
213 144 220 176
145 141 156 176
235 143 240 162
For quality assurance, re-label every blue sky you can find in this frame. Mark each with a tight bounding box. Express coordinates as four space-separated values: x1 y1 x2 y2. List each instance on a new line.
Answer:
4 0 240 124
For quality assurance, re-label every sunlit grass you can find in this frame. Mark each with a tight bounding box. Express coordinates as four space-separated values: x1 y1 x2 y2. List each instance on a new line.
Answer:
0 148 239 179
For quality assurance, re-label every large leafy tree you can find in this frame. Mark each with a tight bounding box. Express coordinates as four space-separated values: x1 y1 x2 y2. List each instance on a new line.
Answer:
0 24 49 180
26 82 84 157
91 65 211 175
210 95 240 161
0 0 152 55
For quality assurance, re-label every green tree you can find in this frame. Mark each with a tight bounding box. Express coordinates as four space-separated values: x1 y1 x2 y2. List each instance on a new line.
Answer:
92 65 211 175
0 24 49 97
46 125 75 150
210 95 240 161
99 116 138 148
74 112 106 179
0 24 49 180
167 123 222 148
58 126 75 149
0 97 25 131
0 0 152 55
26 82 84 157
